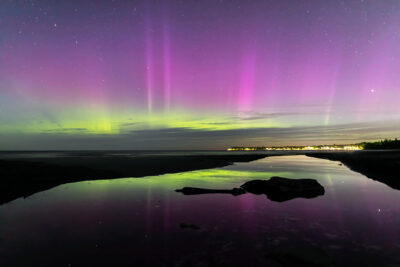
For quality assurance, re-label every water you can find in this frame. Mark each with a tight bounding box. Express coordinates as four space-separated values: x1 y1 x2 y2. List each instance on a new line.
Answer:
0 150 293 159
0 155 399 266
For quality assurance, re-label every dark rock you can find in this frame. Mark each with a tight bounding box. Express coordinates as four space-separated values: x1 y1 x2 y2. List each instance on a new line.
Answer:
265 244 335 266
175 177 324 202
231 187 246 196
241 176 325 202
175 187 246 196
180 223 200 230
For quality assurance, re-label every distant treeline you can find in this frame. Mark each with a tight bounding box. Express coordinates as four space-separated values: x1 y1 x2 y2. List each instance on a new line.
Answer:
360 139 400 150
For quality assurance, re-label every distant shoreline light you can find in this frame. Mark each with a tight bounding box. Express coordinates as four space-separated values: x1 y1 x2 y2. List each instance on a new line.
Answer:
227 145 363 151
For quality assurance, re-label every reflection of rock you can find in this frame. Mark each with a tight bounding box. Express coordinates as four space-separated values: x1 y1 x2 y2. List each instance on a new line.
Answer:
175 187 246 196
180 223 201 230
241 177 325 202
265 244 335 266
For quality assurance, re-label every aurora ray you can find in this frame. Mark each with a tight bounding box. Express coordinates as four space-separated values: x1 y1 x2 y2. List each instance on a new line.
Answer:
1 0 400 149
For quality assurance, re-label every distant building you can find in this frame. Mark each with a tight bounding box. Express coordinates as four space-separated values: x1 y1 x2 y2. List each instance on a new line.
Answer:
227 144 363 151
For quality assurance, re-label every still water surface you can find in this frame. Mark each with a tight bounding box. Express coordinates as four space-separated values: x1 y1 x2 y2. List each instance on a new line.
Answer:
0 155 399 266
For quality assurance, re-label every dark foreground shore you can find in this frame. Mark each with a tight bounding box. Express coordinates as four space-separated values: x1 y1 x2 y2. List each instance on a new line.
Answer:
0 154 267 205
307 150 400 190
2 150 399 206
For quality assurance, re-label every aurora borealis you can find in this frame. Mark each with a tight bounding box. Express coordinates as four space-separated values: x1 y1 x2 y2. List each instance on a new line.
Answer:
1 0 400 149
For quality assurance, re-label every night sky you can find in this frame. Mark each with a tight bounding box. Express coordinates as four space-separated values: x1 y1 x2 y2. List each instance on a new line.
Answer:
1 0 400 150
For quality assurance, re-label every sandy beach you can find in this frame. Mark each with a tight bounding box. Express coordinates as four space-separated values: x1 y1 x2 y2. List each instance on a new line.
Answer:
2 150 399 206
0 153 268 205
307 150 400 190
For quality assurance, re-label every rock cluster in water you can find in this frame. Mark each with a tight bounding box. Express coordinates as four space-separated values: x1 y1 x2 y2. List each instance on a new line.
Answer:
175 176 325 202
240 176 325 202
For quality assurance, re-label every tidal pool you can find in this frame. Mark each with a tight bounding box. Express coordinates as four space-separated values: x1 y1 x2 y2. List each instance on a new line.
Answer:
0 155 399 266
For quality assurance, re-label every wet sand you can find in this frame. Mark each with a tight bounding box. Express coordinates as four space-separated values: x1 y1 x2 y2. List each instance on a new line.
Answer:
2 150 399 206
0 154 267 205
307 150 400 190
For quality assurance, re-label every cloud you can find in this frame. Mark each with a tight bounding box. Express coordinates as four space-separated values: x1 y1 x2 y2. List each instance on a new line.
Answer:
234 111 299 120
1 120 399 150
42 128 88 133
